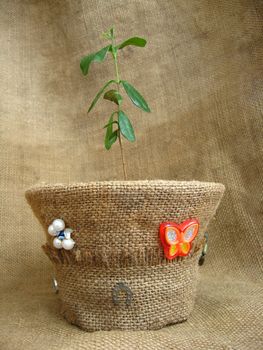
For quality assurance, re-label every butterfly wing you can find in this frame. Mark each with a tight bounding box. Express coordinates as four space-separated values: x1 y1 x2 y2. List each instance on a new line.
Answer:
159 222 180 259
181 219 199 243
168 243 179 258
178 242 190 256
178 219 199 256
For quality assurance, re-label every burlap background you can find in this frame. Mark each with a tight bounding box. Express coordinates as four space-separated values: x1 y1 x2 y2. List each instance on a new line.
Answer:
0 0 262 349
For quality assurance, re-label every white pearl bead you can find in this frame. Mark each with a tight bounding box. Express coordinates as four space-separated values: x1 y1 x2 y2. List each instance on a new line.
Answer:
52 219 65 232
62 238 75 250
64 228 73 240
53 237 63 249
48 224 57 236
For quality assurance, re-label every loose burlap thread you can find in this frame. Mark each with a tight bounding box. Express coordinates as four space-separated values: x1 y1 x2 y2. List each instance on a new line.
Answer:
26 180 224 331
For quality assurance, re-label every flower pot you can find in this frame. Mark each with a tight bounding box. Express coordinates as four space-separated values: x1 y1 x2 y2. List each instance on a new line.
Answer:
25 180 225 331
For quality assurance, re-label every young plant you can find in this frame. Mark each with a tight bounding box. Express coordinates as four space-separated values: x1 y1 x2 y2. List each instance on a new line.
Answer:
80 27 151 179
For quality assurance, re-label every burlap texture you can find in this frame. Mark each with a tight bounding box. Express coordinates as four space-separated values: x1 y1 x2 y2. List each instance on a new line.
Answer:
25 181 224 330
25 181 224 262
55 256 200 331
0 0 262 348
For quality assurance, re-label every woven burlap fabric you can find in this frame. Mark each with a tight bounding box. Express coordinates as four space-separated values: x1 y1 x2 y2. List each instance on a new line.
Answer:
25 181 224 258
0 0 262 349
55 256 200 331
25 181 224 330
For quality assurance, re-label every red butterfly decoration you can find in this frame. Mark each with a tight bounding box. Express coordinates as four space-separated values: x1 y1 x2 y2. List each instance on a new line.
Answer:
159 219 199 260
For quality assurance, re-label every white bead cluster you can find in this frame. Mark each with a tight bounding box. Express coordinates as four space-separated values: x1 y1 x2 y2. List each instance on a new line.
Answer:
48 219 75 250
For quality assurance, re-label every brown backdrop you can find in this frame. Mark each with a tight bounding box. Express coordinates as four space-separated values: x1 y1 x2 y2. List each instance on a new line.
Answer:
0 0 262 349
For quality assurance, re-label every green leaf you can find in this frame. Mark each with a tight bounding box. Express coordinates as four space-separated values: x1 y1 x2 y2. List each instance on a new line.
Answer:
102 27 114 40
121 80 151 112
80 45 111 76
88 80 116 113
103 89 123 105
118 111 135 142
103 120 119 129
105 114 118 150
105 130 118 150
109 45 116 55
117 37 147 50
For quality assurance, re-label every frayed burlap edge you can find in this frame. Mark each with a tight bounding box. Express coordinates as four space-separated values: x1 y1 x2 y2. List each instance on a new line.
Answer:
42 237 205 267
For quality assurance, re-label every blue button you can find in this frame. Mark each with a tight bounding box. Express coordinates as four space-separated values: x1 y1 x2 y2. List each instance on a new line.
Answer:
57 231 65 240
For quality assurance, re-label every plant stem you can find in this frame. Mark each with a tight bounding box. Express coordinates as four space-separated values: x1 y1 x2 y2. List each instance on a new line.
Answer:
118 129 127 180
112 37 127 180
114 54 120 84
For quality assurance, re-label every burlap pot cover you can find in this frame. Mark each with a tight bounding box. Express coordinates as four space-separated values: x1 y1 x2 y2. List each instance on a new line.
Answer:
25 180 225 331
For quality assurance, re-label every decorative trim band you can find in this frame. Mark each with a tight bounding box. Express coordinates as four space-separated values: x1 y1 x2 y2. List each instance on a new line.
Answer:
42 237 205 268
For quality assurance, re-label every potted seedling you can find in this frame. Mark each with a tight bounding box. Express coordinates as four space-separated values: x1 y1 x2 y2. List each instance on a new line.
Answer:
26 27 225 331
80 27 150 179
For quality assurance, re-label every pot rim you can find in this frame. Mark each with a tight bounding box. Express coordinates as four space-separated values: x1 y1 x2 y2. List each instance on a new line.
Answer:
26 180 225 193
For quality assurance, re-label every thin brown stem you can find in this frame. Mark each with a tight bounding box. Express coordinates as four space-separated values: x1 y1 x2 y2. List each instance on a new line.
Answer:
112 34 127 180
118 130 127 180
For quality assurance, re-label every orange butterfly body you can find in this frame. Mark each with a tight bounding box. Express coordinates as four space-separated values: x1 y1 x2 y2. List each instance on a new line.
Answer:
159 219 199 260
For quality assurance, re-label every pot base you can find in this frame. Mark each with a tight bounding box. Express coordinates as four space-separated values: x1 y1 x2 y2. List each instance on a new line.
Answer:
56 252 200 331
